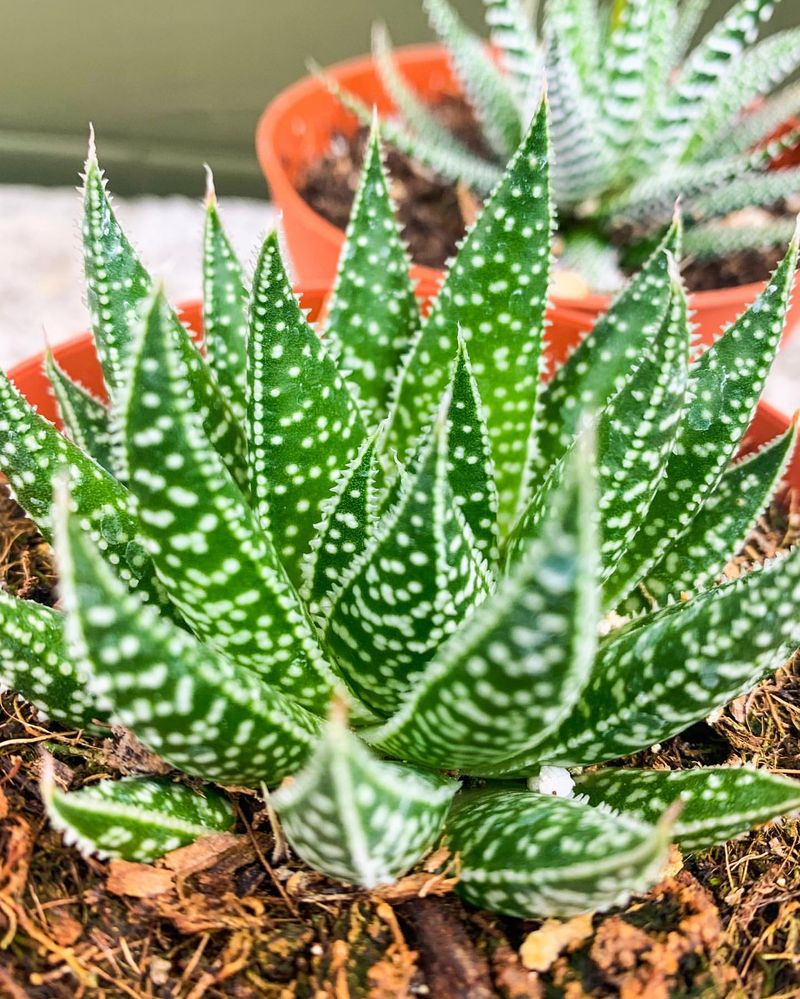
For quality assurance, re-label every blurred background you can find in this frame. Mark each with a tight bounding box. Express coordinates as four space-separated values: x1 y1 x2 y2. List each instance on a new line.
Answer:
0 0 798 411
1 0 794 196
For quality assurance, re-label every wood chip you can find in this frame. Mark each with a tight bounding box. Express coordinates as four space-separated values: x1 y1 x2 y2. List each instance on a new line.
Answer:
106 859 174 898
520 913 595 972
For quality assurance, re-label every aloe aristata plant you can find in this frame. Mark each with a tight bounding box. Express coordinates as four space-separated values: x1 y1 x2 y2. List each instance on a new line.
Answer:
2 111 800 919
329 0 800 290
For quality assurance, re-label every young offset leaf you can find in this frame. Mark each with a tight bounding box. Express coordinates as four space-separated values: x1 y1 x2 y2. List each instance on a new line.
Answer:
575 766 800 853
325 407 491 717
43 770 234 862
301 429 382 617
497 543 800 773
635 422 798 605
83 149 246 486
365 439 598 773
55 492 323 787
324 120 420 420
44 352 115 475
247 232 367 584
203 173 249 423
0 590 107 731
444 338 499 562
445 788 671 918
530 217 681 485
611 235 798 599
273 707 457 887
423 0 523 158
0 369 165 608
122 288 338 710
389 102 553 532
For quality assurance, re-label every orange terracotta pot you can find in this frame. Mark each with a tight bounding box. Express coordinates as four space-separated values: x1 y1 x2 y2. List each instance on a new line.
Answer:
256 45 800 349
7 293 797 491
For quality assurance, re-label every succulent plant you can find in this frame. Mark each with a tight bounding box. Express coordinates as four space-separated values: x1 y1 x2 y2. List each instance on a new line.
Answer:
329 0 800 290
2 110 800 920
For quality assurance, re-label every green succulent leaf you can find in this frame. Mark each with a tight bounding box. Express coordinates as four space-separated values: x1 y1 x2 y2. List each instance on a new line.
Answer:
0 369 165 608
202 175 249 423
247 232 367 584
365 438 598 773
273 707 457 887
688 167 800 221
44 352 115 476
546 0 602 84
545 29 614 206
682 217 799 260
55 490 323 787
612 235 799 599
670 0 712 64
301 429 382 617
444 338 499 562
531 217 681 486
482 0 542 108
500 543 800 772
597 270 690 599
653 0 779 163
0 590 107 731
723 79 800 159
575 766 800 853
445 787 672 918
600 0 671 153
513 262 690 594
684 27 800 160
324 118 420 421
370 24 484 180
635 422 798 606
325 405 491 717
83 149 247 487
122 288 338 709
43 770 234 862
390 102 552 532
423 0 523 158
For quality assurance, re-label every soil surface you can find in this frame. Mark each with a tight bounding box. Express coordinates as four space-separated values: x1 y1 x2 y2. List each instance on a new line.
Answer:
2 478 800 997
298 98 790 294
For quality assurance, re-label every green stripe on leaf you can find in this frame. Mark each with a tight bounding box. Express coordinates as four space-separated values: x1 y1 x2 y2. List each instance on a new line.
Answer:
575 766 800 853
273 705 457 887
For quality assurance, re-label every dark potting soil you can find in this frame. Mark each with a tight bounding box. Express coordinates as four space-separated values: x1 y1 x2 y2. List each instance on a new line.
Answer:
298 97 790 294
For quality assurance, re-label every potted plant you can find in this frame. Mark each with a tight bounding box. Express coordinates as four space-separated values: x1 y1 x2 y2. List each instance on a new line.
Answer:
3 115 800 991
257 0 800 345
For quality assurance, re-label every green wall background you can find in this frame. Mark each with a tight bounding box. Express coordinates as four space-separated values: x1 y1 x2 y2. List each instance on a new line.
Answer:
0 0 794 196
